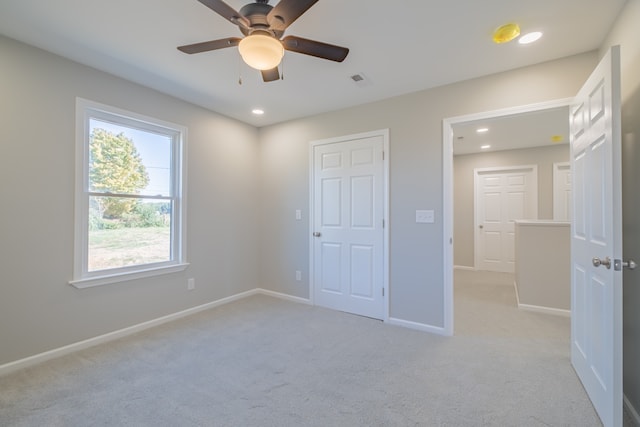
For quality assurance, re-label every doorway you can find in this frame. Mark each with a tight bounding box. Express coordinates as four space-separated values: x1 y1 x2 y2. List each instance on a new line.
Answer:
444 47 624 427
442 98 573 336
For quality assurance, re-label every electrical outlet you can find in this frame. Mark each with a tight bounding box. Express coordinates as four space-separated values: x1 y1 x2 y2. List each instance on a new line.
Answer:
295 271 302 281
187 278 195 291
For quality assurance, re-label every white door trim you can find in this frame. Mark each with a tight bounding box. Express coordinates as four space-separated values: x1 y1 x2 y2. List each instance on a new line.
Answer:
442 98 573 336
308 129 390 322
473 165 538 272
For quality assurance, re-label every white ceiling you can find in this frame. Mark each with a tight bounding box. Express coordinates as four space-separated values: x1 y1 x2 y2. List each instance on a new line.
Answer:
0 0 626 127
452 106 570 155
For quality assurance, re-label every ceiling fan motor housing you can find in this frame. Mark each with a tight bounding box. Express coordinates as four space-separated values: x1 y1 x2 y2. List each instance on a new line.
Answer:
239 1 284 38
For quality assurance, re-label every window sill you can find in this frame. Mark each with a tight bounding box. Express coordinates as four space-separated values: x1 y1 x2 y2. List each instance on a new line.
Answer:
69 263 190 289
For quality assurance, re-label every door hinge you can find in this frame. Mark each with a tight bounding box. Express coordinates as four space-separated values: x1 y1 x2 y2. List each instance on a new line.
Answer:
382 288 385 297
382 219 385 228
382 151 385 161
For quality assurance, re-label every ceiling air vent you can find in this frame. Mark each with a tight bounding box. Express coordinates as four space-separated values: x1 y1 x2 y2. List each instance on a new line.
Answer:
350 72 372 87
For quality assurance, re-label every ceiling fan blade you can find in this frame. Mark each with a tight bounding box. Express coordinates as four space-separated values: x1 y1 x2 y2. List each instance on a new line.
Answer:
197 0 250 27
282 36 349 62
177 37 241 54
267 0 318 32
261 67 280 82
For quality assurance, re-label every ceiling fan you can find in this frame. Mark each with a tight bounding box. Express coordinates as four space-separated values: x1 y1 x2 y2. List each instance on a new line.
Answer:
177 0 350 82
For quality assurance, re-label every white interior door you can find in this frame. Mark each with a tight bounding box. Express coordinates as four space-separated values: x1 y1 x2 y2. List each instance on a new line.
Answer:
475 166 537 273
311 131 387 320
570 46 622 427
553 162 572 221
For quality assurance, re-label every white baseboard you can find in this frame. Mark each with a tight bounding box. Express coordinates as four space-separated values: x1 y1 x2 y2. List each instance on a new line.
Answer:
513 281 570 317
387 317 449 336
260 289 445 336
454 265 476 271
513 281 521 306
0 289 264 377
517 303 571 317
1 287 446 377
255 288 312 305
625 394 640 426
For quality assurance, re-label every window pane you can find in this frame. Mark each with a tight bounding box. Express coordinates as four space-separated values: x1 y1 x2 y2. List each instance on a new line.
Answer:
88 196 171 272
89 119 172 197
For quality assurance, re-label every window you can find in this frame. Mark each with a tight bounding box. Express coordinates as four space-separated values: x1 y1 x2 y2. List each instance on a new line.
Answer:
71 99 187 288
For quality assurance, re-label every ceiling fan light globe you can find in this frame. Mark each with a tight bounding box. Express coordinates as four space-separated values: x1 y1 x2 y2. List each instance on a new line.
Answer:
238 34 284 70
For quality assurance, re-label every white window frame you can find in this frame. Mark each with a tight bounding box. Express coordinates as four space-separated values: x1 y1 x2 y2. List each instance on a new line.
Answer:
71 98 188 288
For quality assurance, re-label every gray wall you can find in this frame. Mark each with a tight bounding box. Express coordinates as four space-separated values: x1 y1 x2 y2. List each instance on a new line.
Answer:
258 53 597 328
454 144 570 267
0 36 260 365
600 0 640 415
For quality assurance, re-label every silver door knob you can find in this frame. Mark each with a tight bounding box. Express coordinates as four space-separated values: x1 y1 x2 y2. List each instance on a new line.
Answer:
592 257 612 269
479 225 483 229
313 232 321 237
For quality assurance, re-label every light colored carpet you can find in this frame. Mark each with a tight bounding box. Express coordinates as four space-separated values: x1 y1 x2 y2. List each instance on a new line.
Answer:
0 271 606 426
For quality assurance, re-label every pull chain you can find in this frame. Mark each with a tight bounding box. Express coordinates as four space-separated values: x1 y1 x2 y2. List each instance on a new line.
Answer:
280 54 284 80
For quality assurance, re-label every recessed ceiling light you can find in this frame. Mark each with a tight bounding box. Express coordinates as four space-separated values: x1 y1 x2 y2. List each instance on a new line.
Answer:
519 31 543 44
476 127 489 133
252 109 265 115
481 144 491 150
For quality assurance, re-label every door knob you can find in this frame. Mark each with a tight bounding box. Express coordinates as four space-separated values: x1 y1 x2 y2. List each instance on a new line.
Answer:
313 232 321 237
479 225 484 229
592 257 612 269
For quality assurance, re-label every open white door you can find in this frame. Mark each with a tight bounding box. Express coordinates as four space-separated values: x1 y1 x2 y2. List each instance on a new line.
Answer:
570 46 622 427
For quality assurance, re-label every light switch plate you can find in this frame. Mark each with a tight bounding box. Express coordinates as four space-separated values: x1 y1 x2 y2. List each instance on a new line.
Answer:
416 210 435 223
295 209 302 220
